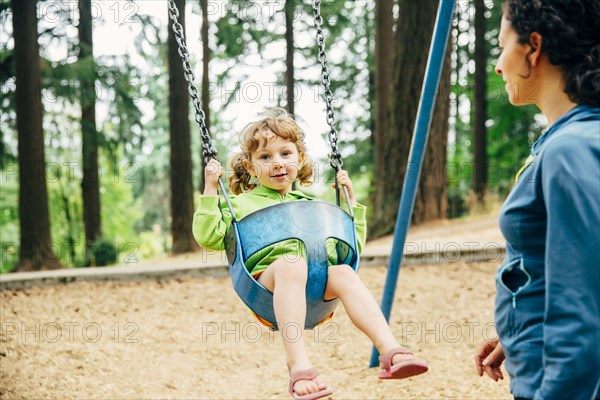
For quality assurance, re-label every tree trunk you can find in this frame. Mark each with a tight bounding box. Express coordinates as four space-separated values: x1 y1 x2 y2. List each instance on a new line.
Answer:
168 0 197 254
370 0 451 237
413 37 451 224
372 0 393 224
366 7 376 144
12 0 61 271
473 0 488 202
200 0 210 192
285 0 295 115
78 0 101 248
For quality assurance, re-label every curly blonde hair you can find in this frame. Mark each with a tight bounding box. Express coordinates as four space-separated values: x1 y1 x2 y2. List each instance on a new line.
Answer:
228 109 313 195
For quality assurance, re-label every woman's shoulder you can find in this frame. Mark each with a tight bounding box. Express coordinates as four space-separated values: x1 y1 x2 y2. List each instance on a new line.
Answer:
542 108 599 156
543 124 599 157
551 106 600 141
539 122 599 180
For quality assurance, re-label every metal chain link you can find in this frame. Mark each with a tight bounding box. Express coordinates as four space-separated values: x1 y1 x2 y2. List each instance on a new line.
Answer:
168 0 340 169
312 0 343 171
167 0 216 163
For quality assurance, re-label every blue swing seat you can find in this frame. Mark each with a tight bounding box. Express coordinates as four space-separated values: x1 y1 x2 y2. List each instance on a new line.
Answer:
224 200 360 330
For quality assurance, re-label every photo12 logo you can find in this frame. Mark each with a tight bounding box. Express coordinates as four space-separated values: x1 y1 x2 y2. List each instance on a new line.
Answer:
0 321 139 344
201 321 339 344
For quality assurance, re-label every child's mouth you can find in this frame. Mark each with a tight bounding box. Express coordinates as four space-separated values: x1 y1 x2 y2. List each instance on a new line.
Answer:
271 173 287 178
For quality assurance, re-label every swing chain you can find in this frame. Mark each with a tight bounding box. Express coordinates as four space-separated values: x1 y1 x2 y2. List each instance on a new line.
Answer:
312 0 343 171
167 0 217 163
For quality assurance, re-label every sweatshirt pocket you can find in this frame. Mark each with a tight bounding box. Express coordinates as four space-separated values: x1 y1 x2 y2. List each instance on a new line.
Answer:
498 257 531 309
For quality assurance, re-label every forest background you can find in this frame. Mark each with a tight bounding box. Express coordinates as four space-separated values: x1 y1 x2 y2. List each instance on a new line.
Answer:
0 0 543 272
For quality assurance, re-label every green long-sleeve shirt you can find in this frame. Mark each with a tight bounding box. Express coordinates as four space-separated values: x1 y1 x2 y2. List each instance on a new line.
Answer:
193 184 367 275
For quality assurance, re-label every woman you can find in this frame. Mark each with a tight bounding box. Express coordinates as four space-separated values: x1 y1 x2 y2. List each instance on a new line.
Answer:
474 1 600 399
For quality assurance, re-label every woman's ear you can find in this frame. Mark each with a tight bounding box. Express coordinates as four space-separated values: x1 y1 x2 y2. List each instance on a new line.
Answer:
528 32 543 66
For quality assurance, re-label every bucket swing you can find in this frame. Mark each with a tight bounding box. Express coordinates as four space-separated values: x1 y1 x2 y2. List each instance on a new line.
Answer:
168 0 359 330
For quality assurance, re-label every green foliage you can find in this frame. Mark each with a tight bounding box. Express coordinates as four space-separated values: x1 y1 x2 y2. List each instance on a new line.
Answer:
47 170 83 267
0 176 18 273
99 157 142 246
0 0 10 13
43 152 143 268
486 72 542 194
0 153 145 273
213 1 274 60
1 0 558 273
449 0 544 217
85 238 118 267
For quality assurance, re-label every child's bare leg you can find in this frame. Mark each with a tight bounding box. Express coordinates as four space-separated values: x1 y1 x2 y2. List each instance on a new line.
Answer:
257 258 328 396
324 264 423 367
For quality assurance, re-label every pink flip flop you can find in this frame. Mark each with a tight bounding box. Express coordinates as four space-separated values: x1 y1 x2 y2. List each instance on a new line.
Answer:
288 368 333 400
378 347 429 379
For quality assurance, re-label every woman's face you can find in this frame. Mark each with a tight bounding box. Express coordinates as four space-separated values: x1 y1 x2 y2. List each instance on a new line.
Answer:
495 17 537 106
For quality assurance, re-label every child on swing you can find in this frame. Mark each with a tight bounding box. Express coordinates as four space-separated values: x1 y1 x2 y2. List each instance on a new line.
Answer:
193 109 428 399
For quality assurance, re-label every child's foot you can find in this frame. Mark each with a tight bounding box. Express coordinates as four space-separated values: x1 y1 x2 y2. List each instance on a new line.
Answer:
391 352 421 366
378 347 428 380
288 367 332 399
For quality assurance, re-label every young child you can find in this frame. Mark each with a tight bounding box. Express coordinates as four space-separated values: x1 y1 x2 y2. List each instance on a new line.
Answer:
193 110 428 399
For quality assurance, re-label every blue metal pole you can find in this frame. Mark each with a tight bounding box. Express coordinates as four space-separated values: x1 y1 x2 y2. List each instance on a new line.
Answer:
369 0 456 368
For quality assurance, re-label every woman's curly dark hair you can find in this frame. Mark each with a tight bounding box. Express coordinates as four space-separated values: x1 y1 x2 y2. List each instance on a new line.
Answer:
504 0 600 107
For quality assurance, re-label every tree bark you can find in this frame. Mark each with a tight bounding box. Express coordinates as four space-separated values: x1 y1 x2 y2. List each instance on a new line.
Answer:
473 0 488 201
372 0 393 224
200 0 210 192
12 0 61 271
413 37 451 224
168 0 198 254
78 0 101 247
285 0 295 115
370 0 451 237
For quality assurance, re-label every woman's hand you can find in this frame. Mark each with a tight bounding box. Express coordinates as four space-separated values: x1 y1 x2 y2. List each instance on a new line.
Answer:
204 159 223 195
475 338 505 381
333 170 357 208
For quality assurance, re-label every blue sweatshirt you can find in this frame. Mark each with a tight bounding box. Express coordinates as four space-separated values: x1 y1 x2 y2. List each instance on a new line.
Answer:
496 105 600 399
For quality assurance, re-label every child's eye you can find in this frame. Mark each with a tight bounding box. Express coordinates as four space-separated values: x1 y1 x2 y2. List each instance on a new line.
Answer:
260 154 270 160
282 151 291 157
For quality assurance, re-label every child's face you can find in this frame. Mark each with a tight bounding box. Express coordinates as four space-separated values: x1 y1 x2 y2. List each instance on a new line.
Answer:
245 132 303 195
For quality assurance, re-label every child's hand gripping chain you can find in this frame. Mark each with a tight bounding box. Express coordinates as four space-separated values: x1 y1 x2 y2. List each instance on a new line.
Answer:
203 159 223 196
